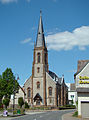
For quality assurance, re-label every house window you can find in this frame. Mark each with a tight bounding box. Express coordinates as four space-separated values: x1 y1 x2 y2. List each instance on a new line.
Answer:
49 87 52 96
37 53 40 63
37 67 40 73
37 81 40 89
71 95 74 98
27 88 31 98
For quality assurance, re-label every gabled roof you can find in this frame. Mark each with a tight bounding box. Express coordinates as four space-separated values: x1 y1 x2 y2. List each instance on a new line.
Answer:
19 85 26 95
48 70 64 85
23 76 32 87
36 11 46 48
74 60 89 77
70 83 76 91
34 93 42 102
77 60 89 72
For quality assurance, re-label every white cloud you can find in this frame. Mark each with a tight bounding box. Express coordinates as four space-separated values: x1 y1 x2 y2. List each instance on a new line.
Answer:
0 0 17 4
32 27 36 30
26 0 30 2
0 0 31 4
20 38 31 44
52 0 57 2
46 26 89 51
46 27 60 35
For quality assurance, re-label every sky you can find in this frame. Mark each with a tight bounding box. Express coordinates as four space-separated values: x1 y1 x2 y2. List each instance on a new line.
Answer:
0 0 89 86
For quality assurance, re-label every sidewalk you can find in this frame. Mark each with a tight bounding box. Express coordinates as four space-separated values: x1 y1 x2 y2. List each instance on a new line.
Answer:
0 111 45 120
62 112 81 120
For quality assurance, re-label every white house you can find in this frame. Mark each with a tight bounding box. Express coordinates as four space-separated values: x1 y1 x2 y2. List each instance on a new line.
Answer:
66 83 77 106
74 60 89 118
9 86 26 108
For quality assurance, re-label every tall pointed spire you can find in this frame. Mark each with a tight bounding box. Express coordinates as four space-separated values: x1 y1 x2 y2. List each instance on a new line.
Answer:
36 11 46 48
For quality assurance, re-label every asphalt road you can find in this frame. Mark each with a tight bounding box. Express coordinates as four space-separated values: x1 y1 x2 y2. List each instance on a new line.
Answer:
11 110 75 120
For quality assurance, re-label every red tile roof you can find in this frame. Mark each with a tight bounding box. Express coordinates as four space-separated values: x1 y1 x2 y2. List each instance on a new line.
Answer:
77 60 89 72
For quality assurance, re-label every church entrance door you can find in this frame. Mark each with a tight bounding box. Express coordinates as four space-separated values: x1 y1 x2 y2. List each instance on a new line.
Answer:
36 99 40 105
34 93 42 106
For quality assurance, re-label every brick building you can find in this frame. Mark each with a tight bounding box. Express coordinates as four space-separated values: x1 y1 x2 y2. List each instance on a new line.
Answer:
23 12 68 106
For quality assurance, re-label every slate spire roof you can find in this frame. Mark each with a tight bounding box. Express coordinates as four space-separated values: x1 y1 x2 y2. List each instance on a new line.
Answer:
36 11 46 48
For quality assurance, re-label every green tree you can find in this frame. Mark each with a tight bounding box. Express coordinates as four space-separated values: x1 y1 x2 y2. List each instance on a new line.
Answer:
3 98 10 109
0 75 6 102
0 68 19 99
18 97 24 108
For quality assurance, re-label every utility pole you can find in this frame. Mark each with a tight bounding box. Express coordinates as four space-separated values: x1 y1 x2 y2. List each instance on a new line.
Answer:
13 77 15 114
13 74 19 114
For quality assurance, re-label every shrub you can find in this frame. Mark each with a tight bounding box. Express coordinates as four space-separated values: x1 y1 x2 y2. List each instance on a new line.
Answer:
20 108 25 114
0 102 3 109
71 99 74 105
0 102 3 111
73 111 78 117
18 97 24 108
3 98 10 109
76 100 78 108
64 104 76 108
13 110 17 114
25 102 29 108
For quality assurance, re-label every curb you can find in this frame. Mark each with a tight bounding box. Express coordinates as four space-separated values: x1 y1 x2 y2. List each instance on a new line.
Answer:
62 112 73 120
9 114 26 117
62 112 81 120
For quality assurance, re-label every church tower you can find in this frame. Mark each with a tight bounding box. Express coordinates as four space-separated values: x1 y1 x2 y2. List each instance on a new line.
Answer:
31 11 48 106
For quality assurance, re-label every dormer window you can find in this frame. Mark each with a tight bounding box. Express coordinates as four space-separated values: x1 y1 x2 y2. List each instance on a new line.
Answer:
37 53 40 63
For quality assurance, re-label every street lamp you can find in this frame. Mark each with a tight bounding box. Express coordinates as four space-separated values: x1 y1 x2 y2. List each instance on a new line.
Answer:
13 74 19 114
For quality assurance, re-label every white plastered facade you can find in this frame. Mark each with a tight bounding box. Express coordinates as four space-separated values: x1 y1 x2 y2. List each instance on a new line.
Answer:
75 63 89 117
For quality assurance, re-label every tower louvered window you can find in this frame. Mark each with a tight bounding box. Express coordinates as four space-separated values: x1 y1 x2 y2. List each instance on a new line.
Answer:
37 53 40 63
37 67 40 73
37 81 40 89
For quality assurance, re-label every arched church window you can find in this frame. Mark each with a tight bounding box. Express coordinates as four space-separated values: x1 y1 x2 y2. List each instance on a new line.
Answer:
37 53 40 63
27 87 31 98
37 81 40 89
49 87 52 96
37 67 40 73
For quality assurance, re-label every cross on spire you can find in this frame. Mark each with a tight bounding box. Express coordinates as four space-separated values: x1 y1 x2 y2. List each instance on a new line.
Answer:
40 10 42 16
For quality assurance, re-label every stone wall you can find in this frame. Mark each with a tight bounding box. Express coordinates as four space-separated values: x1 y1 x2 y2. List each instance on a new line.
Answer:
46 72 56 106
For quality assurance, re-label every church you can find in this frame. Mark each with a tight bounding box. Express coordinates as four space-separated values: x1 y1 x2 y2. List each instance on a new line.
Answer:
23 12 68 106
